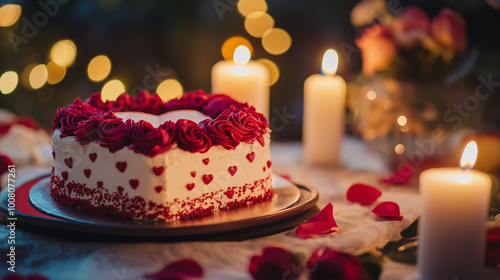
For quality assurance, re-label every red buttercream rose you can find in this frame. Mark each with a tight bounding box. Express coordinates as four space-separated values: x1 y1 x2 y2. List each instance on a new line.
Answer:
128 120 175 157
199 117 241 150
110 93 134 112
175 119 212 153
249 246 300 280
164 90 208 113
74 115 104 145
202 94 244 118
306 247 365 280
96 118 132 152
220 109 269 146
58 109 92 137
84 92 112 111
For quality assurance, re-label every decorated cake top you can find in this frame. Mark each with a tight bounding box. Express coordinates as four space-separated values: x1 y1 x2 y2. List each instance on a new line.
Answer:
53 90 270 157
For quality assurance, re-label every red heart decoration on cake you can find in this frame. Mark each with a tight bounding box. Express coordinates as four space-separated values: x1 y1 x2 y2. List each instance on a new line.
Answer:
129 179 139 189
64 157 73 168
267 160 272 168
186 183 195 191
84 169 91 178
225 189 235 199
155 186 163 193
372 201 403 221
263 167 266 172
97 181 103 188
117 186 124 193
153 166 164 176
190 171 196 178
246 152 255 163
203 158 210 165
61 171 68 181
228 166 237 176
202 174 213 185
116 161 127 173
52 151 55 159
89 153 97 163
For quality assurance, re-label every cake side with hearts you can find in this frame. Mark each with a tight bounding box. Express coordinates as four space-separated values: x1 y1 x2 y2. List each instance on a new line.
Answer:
50 90 273 221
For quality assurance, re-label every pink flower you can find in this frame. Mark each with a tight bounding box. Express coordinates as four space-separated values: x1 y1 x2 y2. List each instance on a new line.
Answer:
346 183 381 205
144 259 203 280
306 247 365 280
296 203 339 239
249 246 300 280
392 6 433 49
431 8 467 53
356 24 397 77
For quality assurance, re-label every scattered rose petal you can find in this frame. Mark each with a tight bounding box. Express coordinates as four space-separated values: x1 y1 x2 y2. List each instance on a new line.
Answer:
296 203 339 238
277 173 291 180
346 183 382 205
144 259 203 280
0 154 14 175
372 201 403 221
306 246 365 280
381 164 414 185
249 246 300 280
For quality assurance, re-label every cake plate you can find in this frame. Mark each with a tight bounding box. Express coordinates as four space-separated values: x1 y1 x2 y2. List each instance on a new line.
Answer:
0 173 318 240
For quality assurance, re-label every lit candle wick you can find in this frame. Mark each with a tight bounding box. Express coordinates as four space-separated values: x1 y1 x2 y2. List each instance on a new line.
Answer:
459 141 478 171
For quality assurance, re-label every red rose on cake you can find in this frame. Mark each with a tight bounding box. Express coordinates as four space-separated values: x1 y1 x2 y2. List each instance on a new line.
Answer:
128 120 176 157
175 119 212 153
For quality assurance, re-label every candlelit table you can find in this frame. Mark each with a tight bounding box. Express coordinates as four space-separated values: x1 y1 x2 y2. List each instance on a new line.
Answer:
1 137 499 279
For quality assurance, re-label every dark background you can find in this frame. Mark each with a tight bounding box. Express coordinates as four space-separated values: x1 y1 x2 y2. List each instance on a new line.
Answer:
0 0 499 139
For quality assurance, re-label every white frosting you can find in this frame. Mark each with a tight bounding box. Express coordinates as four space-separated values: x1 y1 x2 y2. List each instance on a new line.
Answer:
51 128 272 219
114 110 210 128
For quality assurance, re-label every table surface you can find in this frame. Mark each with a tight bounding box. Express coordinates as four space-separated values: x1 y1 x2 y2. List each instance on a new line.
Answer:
0 138 497 279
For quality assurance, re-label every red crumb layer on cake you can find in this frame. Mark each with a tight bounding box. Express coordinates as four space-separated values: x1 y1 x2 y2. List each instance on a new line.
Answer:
50 172 273 221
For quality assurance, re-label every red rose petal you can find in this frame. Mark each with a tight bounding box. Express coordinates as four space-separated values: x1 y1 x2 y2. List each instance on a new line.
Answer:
296 203 339 238
0 154 14 175
381 164 414 185
346 183 382 205
372 201 403 221
144 259 203 280
249 247 300 280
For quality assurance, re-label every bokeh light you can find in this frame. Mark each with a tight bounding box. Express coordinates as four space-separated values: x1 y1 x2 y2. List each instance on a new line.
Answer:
156 79 183 102
395 144 405 155
29 64 48 90
221 36 253 61
261 28 291 55
257 58 279 86
50 39 77 67
88 55 112 82
101 79 125 101
0 71 18 94
366 90 376 100
237 0 267 17
397 115 407 126
244 12 274 38
0 4 22 27
46 61 66 85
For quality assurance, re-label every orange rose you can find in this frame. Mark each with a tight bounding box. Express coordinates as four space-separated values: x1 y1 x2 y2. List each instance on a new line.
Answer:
431 8 467 53
356 24 397 77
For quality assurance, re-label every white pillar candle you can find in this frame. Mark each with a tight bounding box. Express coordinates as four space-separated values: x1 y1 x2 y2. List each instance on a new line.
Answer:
418 141 491 279
211 45 270 118
303 49 346 165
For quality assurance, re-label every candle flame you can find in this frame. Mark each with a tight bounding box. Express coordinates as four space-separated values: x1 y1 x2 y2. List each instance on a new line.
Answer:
460 141 478 170
233 45 251 65
321 49 338 76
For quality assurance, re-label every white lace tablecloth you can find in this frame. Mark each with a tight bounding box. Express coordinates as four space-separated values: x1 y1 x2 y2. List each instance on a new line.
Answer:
0 138 424 280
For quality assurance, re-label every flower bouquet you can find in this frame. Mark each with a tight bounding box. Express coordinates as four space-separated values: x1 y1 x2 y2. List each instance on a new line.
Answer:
348 1 479 167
